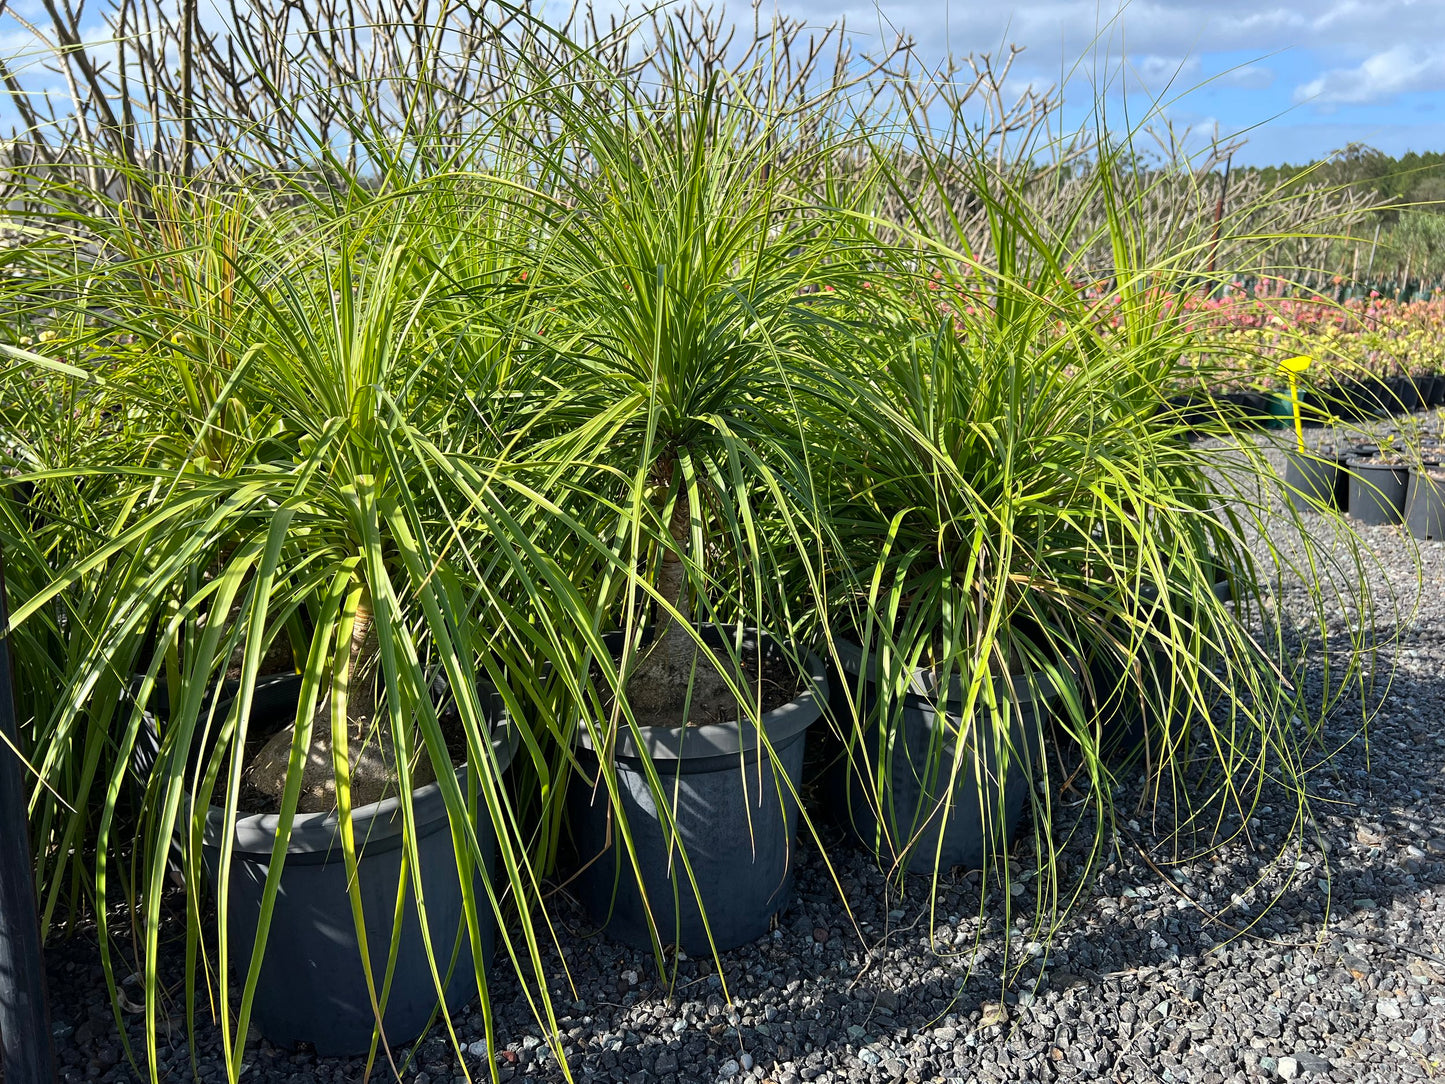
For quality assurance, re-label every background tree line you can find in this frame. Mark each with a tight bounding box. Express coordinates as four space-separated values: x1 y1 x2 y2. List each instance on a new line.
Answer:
1248 144 1445 286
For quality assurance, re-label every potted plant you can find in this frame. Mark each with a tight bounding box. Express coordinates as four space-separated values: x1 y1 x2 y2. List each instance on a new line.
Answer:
1284 442 1355 512
1347 435 1411 525
12 173 564 1068
802 130 1318 890
1405 463 1445 539
517 83 845 957
809 313 1076 877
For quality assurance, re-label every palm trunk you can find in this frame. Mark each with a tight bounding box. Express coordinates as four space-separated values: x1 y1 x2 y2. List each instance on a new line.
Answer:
249 580 432 813
623 484 747 726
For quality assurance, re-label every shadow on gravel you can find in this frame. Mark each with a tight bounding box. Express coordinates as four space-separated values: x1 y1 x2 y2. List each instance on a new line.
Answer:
39 652 1445 1084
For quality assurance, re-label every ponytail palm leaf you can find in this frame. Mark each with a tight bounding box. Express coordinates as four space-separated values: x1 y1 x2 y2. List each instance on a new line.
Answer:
521 81 856 678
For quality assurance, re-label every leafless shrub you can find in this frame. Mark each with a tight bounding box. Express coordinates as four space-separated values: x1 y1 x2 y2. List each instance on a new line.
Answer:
0 0 1374 280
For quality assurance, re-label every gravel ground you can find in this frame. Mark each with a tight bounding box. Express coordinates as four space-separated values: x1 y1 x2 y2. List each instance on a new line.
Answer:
31 426 1445 1084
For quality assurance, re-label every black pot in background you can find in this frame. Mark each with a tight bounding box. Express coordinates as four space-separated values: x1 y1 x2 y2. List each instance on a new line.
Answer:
1302 385 1343 425
1389 375 1424 414
822 639 1054 875
569 625 824 955
1215 391 1274 429
1405 471 1445 540
1160 394 1209 431
1429 374 1445 409
1347 459 1410 526
1283 448 1349 512
1418 375 1439 411
1351 375 1395 419
1316 381 1359 422
199 674 517 1056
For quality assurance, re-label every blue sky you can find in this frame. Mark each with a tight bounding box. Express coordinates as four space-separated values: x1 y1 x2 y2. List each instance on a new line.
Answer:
771 0 1445 166
3 0 1440 168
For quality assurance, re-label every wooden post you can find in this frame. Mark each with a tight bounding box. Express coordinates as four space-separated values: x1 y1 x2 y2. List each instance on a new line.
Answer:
0 546 56 1082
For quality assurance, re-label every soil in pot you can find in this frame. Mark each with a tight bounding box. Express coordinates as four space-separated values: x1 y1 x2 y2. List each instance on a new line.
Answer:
1405 468 1445 540
568 624 824 955
196 675 516 1056
1347 457 1411 526
821 638 1053 876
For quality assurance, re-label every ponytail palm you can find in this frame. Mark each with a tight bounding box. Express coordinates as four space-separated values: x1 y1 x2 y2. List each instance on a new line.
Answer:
10 181 590 1076
480 78 878 964
812 121 1377 919
521 80 860 708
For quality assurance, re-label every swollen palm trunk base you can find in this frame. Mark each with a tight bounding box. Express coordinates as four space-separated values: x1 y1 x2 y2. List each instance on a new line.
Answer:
824 639 1050 875
570 626 825 955
203 675 516 1056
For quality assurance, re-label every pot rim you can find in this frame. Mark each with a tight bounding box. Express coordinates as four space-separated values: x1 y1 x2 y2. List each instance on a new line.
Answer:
575 624 825 765
827 634 1068 711
1345 457 1410 472
200 673 519 856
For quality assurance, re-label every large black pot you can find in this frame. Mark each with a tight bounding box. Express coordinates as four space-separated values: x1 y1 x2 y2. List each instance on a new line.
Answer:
1215 391 1274 429
823 639 1054 875
1429 374 1445 409
1342 375 1393 419
1304 384 1346 424
1389 376 1424 414
1282 448 1350 512
1088 576 1234 763
200 674 517 1055
1347 459 1410 526
569 625 825 954
1405 471 1445 540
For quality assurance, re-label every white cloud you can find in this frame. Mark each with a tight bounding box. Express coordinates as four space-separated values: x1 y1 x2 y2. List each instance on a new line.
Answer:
773 1 1445 84
1293 44 1445 105
1131 54 1202 86
1217 65 1275 91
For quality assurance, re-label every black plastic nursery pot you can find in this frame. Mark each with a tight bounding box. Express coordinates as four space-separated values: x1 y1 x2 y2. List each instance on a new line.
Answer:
1215 391 1274 429
1282 449 1350 512
1362 374 1401 417
569 625 826 955
1088 576 1234 764
1338 375 1393 420
1302 384 1344 423
822 639 1054 875
1405 470 1445 540
1347 459 1410 526
1160 394 1210 431
1389 375 1424 414
199 674 517 1056
1430 374 1445 409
